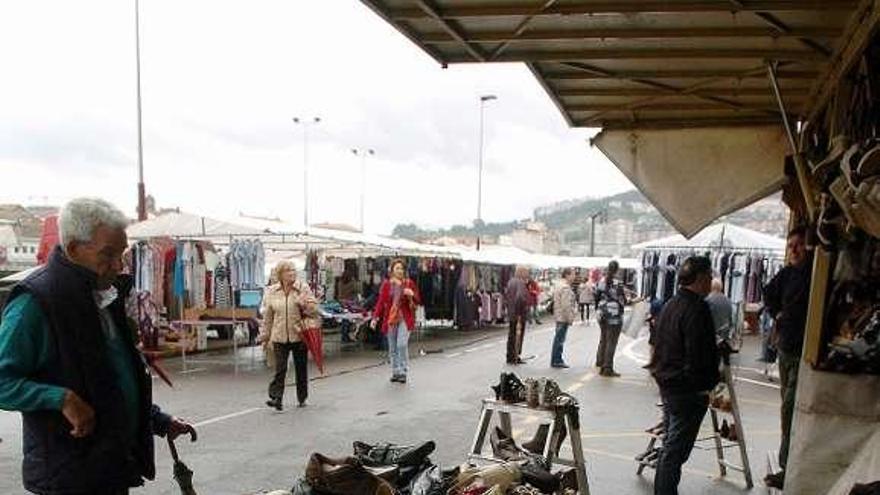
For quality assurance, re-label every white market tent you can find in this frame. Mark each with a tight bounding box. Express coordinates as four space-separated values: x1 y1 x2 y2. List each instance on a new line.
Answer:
126 211 634 271
631 222 785 253
126 211 267 239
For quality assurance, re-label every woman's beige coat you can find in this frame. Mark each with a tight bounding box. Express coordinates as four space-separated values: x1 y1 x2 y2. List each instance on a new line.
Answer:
261 281 319 344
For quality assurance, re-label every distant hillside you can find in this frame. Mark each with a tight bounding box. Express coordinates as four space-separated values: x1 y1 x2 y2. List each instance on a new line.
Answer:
392 189 789 256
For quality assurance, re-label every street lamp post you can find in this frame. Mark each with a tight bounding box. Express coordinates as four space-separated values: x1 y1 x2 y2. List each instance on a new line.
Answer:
134 0 147 221
476 94 497 251
588 208 607 257
293 117 320 231
351 148 375 233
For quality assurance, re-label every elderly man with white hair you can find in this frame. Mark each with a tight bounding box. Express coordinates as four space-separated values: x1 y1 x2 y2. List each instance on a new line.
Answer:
0 197 195 495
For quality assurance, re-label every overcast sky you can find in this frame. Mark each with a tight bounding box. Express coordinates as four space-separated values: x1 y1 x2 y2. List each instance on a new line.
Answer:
0 0 633 234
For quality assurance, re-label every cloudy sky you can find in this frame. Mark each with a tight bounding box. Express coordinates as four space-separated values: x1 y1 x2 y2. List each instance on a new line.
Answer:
0 0 633 234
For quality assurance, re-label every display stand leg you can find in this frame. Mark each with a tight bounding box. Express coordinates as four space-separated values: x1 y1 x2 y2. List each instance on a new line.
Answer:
498 411 512 437
233 322 239 376
232 301 238 376
181 327 187 373
710 409 729 477
542 418 559 460
545 418 562 465
725 365 754 488
565 413 591 495
636 436 657 476
469 406 494 458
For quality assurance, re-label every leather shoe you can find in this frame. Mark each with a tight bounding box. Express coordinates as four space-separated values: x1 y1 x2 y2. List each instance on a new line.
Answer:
551 362 570 369
266 399 282 411
765 471 785 489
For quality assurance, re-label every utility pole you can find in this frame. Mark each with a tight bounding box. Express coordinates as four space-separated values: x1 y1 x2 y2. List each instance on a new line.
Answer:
134 0 147 221
589 208 607 257
351 148 375 233
476 94 497 250
293 117 321 232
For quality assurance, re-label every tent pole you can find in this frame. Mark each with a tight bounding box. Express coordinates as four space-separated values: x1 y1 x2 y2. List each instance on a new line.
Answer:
766 61 816 222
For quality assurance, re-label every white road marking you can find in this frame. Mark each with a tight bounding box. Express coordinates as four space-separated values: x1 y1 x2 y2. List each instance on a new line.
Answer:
735 376 781 390
179 368 208 375
622 336 650 365
193 407 261 428
446 352 463 359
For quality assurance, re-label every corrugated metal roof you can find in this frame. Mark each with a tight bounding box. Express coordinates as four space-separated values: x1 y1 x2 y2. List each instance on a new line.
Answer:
361 0 858 129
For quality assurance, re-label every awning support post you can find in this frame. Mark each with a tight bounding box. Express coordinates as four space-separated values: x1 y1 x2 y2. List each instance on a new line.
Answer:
766 60 817 222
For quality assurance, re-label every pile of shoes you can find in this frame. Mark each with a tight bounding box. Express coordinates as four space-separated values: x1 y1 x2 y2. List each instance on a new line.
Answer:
710 395 733 413
289 440 457 495
809 130 880 243
492 373 527 403
824 307 880 374
718 420 739 442
850 480 880 495
477 426 577 495
493 374 578 411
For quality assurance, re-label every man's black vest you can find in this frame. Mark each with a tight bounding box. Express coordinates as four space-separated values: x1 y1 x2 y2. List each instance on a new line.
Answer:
9 246 158 494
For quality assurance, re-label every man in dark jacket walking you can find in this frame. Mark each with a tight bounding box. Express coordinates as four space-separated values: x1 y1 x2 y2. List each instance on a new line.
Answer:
762 227 812 490
650 256 720 495
0 198 195 495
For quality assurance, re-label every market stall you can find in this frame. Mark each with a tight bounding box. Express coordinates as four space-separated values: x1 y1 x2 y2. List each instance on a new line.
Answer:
633 223 786 339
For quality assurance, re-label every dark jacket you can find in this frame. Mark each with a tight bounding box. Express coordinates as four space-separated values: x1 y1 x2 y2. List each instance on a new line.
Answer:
650 288 720 395
764 261 812 355
505 278 529 318
10 246 171 494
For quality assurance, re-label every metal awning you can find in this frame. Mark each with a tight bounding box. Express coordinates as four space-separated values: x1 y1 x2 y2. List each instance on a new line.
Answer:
360 0 875 236
361 0 856 130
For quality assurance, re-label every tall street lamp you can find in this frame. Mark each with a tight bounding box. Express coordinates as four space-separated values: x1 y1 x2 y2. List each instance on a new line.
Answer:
293 117 320 231
588 208 608 257
134 0 147 221
476 94 497 251
351 148 375 233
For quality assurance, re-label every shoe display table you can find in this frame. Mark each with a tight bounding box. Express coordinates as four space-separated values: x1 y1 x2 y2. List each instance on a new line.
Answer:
467 398 590 494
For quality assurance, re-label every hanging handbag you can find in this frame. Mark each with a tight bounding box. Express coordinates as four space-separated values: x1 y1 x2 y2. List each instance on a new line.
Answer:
387 301 401 328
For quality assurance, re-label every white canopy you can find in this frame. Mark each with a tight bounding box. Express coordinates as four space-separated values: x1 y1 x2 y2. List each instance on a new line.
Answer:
126 212 267 239
592 126 787 238
631 222 785 252
127 212 637 270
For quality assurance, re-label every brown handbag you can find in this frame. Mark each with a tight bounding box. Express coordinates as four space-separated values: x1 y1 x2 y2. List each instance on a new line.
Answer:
305 453 394 495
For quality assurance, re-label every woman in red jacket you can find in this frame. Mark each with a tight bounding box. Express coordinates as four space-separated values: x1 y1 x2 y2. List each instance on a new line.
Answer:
371 259 421 383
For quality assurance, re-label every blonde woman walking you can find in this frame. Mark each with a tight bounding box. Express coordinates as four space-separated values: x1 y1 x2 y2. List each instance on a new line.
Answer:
260 260 318 410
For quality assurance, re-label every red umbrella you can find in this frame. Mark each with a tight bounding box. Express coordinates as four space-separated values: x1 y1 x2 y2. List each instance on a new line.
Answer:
300 320 325 375
37 215 58 265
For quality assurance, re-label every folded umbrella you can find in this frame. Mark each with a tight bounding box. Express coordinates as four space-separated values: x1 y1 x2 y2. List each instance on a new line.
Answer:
167 431 198 495
300 325 325 375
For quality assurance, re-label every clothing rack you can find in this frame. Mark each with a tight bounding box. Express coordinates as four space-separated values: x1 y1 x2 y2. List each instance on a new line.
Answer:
637 245 784 256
